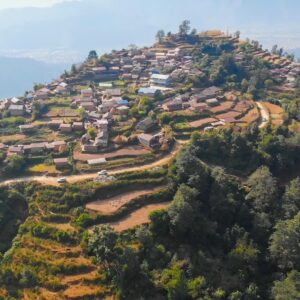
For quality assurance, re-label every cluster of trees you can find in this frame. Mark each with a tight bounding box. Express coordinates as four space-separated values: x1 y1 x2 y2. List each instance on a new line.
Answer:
86 125 300 299
189 125 300 176
0 155 26 177
0 185 28 254
156 20 198 45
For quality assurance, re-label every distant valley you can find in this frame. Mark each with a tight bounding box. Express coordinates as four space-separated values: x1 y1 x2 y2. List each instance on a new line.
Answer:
0 56 67 98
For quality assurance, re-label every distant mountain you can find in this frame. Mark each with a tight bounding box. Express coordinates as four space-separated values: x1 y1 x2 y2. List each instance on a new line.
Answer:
0 0 300 62
0 57 67 98
1 0 300 98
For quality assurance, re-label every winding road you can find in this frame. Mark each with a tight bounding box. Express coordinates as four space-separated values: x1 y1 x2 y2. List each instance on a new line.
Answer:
0 102 268 187
0 141 183 187
256 102 270 128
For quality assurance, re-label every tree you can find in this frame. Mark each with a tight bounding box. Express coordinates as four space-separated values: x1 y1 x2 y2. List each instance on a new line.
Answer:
241 79 249 92
282 177 300 219
272 270 300 300
87 50 98 60
168 184 199 237
88 225 118 272
32 101 42 120
270 212 300 270
264 79 274 89
87 127 97 139
246 166 278 213
2 155 26 176
156 30 165 44
78 108 88 121
161 265 187 299
271 45 278 55
191 28 197 35
179 20 191 35
234 30 241 39
228 236 259 277
128 44 138 50
173 145 210 190
71 64 77 75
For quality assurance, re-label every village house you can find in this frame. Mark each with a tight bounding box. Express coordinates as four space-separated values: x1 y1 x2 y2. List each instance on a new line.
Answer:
23 142 47 155
138 87 160 97
87 157 107 166
197 86 222 101
99 82 113 89
162 99 183 112
48 119 64 130
8 104 25 116
190 102 209 112
50 141 67 152
8 145 24 156
72 122 84 131
150 74 171 86
81 143 99 153
35 87 51 99
206 98 219 107
59 123 72 133
81 88 94 100
53 157 69 168
88 112 102 121
80 101 96 111
104 89 122 98
138 133 163 150
136 117 156 132
122 65 133 72
94 130 108 148
54 82 71 96
92 67 120 80
116 105 129 115
19 124 35 133
0 143 7 151
10 97 22 105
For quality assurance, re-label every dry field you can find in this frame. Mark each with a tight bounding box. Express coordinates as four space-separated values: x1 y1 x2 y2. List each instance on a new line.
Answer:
189 117 217 128
261 102 284 126
74 146 151 161
210 101 234 113
86 187 164 214
0 134 26 143
217 111 241 119
109 203 170 232
238 107 260 124
233 100 252 113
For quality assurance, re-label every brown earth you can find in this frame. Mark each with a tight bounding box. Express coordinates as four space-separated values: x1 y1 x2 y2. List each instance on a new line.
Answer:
86 186 165 214
189 117 217 128
109 203 170 232
74 146 150 162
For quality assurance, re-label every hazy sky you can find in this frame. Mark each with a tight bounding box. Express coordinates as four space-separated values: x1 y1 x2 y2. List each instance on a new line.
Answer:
0 0 65 10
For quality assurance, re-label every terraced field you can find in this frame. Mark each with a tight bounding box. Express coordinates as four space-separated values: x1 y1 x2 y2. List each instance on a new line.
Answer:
238 107 260 124
261 102 285 126
86 186 165 214
109 202 170 232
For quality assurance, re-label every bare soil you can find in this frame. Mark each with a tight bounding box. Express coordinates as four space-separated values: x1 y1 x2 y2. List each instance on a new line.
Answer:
74 145 150 161
86 187 165 214
189 117 217 128
109 203 170 232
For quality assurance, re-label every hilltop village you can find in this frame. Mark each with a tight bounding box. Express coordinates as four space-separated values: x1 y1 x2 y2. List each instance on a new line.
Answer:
0 27 297 179
2 22 300 300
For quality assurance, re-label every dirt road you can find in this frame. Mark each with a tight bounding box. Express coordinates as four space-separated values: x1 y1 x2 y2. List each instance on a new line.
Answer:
257 102 270 128
0 142 183 187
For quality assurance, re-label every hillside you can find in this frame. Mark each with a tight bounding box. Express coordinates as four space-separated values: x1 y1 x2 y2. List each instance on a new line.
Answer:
0 26 300 299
